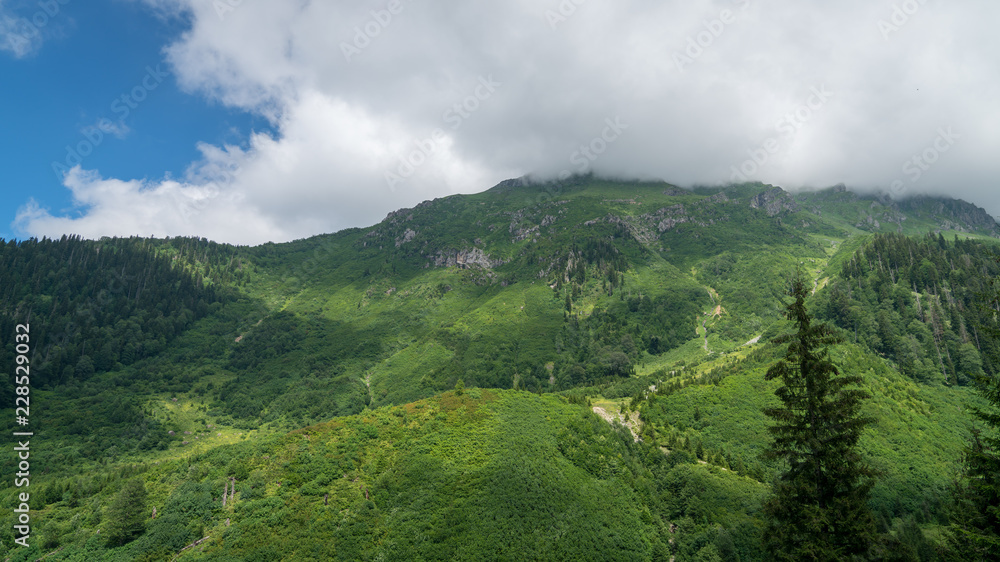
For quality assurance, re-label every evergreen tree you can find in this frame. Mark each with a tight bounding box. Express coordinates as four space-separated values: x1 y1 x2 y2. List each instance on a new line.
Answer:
104 479 148 547
762 275 877 561
947 276 1000 559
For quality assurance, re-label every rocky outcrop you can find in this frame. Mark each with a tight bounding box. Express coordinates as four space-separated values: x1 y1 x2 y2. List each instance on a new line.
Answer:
511 225 539 242
506 209 544 242
651 204 691 232
749 187 799 216
856 215 881 230
456 248 499 268
383 208 414 223
581 198 727 245
643 201 723 233
395 228 417 247
662 186 689 197
433 247 504 269
488 177 528 193
897 196 999 235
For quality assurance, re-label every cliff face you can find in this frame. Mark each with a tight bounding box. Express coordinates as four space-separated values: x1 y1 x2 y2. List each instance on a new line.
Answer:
896 196 999 235
433 247 505 269
793 184 999 238
749 187 799 217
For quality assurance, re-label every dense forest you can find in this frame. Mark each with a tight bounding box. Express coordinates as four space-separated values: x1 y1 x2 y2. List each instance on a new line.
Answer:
817 233 1000 385
1 179 998 560
0 236 245 390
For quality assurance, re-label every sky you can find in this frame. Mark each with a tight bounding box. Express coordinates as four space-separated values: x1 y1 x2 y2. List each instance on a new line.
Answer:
1 0 998 246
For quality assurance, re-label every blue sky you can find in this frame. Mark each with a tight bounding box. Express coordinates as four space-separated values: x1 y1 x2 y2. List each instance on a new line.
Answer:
0 0 271 242
1 1 998 245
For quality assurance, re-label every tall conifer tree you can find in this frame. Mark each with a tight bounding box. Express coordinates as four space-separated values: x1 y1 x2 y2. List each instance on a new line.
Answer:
763 275 877 561
947 275 1000 559
104 479 149 547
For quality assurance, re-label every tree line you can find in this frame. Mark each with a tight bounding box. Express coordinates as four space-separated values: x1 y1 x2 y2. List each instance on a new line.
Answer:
0 236 237 392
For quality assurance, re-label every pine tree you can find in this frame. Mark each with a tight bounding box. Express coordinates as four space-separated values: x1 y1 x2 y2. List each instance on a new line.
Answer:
947 275 1000 559
104 479 148 547
762 275 877 561
948 407 1000 560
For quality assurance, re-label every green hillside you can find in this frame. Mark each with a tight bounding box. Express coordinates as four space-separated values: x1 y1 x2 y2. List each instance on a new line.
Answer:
1 177 998 560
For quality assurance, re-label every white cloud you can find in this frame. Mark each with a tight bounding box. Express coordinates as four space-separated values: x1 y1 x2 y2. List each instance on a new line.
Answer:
17 0 1000 244
90 119 131 140
0 1 40 57
0 0 72 58
17 89 501 245
15 166 286 245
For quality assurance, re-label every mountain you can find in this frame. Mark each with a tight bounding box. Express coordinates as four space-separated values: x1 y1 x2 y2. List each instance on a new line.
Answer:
1 177 997 560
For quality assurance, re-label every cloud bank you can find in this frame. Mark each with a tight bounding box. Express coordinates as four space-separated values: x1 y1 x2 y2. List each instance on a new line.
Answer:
16 0 1000 245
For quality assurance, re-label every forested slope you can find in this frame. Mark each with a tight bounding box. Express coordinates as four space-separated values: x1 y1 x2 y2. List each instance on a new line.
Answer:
0 178 997 559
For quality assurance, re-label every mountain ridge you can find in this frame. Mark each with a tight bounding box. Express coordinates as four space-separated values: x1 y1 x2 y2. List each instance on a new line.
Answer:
1 176 998 559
